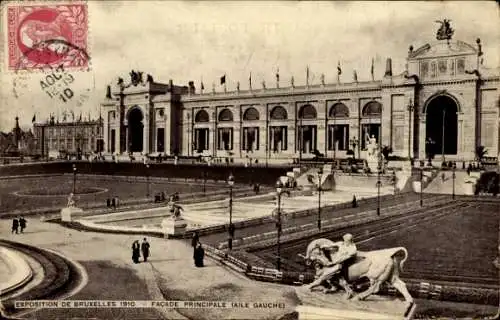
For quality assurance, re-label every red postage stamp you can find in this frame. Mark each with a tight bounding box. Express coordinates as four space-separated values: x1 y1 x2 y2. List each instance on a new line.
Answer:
7 2 89 71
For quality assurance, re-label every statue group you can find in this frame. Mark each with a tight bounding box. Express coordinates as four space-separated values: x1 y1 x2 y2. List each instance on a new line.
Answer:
299 237 414 307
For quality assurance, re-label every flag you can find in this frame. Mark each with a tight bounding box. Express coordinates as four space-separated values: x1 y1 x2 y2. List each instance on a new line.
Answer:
249 72 252 89
337 62 342 75
371 58 374 80
306 66 310 85
201 81 204 90
32 114 36 123
353 70 358 82
276 68 280 82
220 75 226 85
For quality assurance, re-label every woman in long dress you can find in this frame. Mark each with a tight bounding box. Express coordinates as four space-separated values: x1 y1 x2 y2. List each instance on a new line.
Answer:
132 240 141 263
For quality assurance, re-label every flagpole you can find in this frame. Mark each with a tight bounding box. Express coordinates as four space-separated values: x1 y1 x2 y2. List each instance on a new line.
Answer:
371 58 375 81
224 74 227 93
249 72 252 91
306 66 309 87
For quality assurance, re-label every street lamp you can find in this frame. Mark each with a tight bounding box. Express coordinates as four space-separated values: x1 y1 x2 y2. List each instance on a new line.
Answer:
376 155 382 216
350 137 359 160
420 168 423 207
146 163 150 198
407 99 414 160
452 162 456 200
227 173 235 250
392 171 397 194
72 164 77 194
317 167 323 231
276 179 284 271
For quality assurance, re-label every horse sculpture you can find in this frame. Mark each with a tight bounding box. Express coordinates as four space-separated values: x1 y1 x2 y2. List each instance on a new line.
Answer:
299 238 414 306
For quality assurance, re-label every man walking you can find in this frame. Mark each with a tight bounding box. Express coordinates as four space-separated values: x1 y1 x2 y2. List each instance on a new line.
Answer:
19 217 27 233
141 238 150 262
11 218 19 234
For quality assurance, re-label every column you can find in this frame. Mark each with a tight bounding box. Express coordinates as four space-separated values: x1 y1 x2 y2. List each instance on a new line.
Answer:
418 118 426 160
143 112 149 154
103 116 108 153
115 119 120 154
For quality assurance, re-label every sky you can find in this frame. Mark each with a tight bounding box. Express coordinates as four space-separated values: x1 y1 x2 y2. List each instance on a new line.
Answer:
0 0 498 131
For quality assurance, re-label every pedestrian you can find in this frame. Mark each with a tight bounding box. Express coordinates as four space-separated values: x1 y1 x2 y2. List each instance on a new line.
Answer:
441 172 446 182
11 218 19 234
106 198 111 208
111 197 116 210
191 231 200 248
19 217 27 233
194 242 205 267
132 240 141 264
141 238 150 262
352 195 357 208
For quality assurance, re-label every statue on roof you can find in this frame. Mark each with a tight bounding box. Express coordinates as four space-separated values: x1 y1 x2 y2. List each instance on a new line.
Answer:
435 19 454 41
130 70 144 86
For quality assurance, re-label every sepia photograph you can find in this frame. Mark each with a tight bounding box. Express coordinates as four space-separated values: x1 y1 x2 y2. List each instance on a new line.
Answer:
0 1 499 319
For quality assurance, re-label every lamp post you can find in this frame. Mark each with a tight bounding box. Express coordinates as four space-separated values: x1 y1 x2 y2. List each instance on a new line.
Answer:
407 99 414 160
227 173 235 250
452 162 456 200
276 179 284 270
350 137 359 160
146 163 150 198
376 154 382 216
72 164 77 194
420 168 423 207
203 169 207 195
317 167 323 231
392 171 397 194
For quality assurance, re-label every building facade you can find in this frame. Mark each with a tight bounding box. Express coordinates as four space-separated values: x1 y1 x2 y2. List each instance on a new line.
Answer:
33 117 104 157
102 26 500 163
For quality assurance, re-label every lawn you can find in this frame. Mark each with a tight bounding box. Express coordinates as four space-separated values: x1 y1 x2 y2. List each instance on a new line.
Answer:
0 175 225 213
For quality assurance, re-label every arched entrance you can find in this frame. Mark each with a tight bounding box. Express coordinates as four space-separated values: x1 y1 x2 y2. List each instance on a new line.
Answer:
128 108 144 152
425 95 458 156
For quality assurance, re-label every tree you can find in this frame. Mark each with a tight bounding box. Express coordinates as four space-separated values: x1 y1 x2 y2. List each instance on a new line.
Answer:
475 146 488 164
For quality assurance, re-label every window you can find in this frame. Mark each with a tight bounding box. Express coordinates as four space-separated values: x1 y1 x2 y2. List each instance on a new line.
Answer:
157 128 165 152
456 58 465 74
362 101 382 117
243 108 259 121
328 125 349 151
270 126 288 152
217 128 233 150
430 61 437 77
218 109 233 122
195 110 209 122
194 128 209 152
329 103 349 118
420 61 429 77
298 105 317 119
270 106 287 120
242 127 259 151
438 60 447 75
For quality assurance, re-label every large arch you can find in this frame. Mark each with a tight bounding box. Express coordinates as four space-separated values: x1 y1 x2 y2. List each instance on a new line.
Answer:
425 94 459 155
218 108 233 122
195 110 209 122
243 107 259 121
298 104 317 119
329 103 349 118
127 107 143 152
270 106 287 120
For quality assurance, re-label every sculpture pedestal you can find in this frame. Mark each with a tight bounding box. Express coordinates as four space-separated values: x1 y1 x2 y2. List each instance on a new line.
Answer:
60 207 84 222
161 217 188 236
295 287 416 320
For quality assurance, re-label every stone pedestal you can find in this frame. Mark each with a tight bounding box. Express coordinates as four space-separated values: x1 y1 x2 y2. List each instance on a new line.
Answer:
463 182 475 195
412 181 422 193
161 217 188 236
60 207 84 222
295 287 416 320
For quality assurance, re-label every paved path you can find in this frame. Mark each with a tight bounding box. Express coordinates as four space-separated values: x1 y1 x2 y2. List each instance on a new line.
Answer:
425 170 471 194
0 219 297 320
